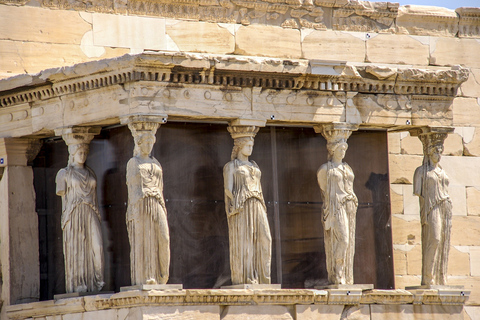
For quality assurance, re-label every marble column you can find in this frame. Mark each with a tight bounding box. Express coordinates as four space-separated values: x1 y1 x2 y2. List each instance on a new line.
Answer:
224 119 273 286
314 123 358 286
54 126 104 294
0 138 42 310
410 127 454 287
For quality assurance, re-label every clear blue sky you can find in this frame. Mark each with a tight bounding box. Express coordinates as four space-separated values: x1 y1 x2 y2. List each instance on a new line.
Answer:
371 0 479 10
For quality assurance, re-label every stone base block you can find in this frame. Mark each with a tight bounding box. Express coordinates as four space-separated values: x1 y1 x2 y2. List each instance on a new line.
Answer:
129 305 220 320
120 284 183 291
296 305 346 320
222 305 293 320
221 284 282 289
371 304 465 320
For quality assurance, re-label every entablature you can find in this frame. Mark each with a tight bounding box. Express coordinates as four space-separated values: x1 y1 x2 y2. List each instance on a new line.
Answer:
0 52 469 138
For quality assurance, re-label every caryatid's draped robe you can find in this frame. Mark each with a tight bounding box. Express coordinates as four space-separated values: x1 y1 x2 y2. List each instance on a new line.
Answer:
56 166 105 293
126 156 170 285
318 161 358 285
414 163 452 286
224 159 272 284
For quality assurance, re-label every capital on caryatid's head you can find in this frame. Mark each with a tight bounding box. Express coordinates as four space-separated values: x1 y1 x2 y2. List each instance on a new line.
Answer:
314 122 358 146
227 118 266 140
409 126 453 157
55 126 101 148
55 126 101 167
120 114 168 137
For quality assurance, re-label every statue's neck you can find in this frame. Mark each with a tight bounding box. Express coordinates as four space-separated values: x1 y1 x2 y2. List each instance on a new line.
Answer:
237 154 248 162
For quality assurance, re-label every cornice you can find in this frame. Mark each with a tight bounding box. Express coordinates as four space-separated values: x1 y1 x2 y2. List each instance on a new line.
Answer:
0 52 469 109
396 5 459 36
456 7 480 37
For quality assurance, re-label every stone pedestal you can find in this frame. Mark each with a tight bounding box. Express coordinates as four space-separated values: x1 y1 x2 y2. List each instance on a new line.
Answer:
0 138 42 315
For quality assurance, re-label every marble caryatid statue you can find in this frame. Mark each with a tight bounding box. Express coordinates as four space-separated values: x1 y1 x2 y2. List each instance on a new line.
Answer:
55 127 104 293
413 131 452 286
126 118 170 286
223 125 272 285
316 124 358 285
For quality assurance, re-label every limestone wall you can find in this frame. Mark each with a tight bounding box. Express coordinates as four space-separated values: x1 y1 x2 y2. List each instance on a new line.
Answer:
1 2 480 78
1 0 480 318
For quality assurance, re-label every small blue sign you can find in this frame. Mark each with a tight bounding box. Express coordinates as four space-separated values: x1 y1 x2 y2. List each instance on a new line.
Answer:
0 158 3 164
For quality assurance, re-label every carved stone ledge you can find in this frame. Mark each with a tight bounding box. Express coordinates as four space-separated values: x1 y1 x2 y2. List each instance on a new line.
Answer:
437 289 471 305
457 7 480 38
408 289 470 305
95 290 187 309
326 288 362 305
184 289 255 305
396 68 469 91
360 289 414 304
313 290 329 304
396 5 459 36
253 289 317 305
5 289 472 319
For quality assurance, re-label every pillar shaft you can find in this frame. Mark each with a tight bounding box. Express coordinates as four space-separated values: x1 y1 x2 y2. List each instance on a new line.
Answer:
0 138 42 312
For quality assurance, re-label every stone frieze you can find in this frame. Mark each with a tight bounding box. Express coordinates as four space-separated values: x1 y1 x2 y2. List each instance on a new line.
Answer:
1 0 479 36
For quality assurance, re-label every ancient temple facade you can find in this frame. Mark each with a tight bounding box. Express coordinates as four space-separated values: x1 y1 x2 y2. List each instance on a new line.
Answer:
1 0 480 319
